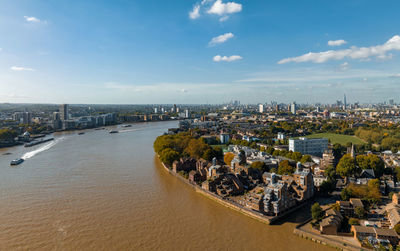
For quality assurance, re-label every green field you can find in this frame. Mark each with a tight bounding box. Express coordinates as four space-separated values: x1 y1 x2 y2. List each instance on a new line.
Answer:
296 133 366 145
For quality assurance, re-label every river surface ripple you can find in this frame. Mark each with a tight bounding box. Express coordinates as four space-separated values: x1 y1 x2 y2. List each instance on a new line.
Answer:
0 121 332 250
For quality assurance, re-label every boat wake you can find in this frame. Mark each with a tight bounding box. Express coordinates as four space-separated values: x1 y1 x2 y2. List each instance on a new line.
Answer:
22 137 64 160
118 129 141 133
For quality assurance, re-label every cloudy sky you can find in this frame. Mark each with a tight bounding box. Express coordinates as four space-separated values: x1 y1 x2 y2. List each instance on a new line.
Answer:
0 0 400 104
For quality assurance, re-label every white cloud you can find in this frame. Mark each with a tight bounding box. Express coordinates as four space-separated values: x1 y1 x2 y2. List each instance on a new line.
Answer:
0 48 2 52
328 39 347 46
207 0 242 16
24 16 41 23
208 32 234 46
390 73 400 78
180 88 189 93
236 67 390 83
219 16 229 22
189 5 201 19
104 82 142 92
213 55 242 62
10 66 35 71
340 62 349 70
278 35 400 64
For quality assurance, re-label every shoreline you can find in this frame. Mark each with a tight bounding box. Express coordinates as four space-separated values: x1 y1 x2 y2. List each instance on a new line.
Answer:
157 156 309 226
158 157 362 250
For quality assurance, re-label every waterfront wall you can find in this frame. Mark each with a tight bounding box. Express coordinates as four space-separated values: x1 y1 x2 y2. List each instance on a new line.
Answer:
158 158 309 226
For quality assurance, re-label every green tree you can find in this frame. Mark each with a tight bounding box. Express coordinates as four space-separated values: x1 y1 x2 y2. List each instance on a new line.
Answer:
266 146 274 155
395 224 400 235
336 154 357 177
319 180 335 195
251 161 267 172
291 152 303 162
212 147 224 160
0 128 18 142
325 165 337 181
368 179 380 190
367 154 385 177
311 203 324 221
202 149 214 161
355 207 365 219
356 155 370 170
184 138 210 159
300 154 312 163
341 188 352 201
278 160 295 175
159 148 180 166
349 218 360 225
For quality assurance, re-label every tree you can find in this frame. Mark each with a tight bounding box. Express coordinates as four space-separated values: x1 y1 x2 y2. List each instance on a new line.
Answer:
202 149 214 161
336 154 357 177
368 179 380 190
0 128 18 142
325 165 337 181
251 161 267 172
356 155 370 170
212 147 224 160
349 218 360 225
224 152 235 166
367 154 385 177
266 146 274 155
341 188 352 201
291 152 303 162
395 224 400 235
184 138 210 159
300 154 312 163
278 160 295 175
332 143 344 160
331 203 340 211
159 148 180 166
319 180 335 196
311 203 324 221
355 207 365 219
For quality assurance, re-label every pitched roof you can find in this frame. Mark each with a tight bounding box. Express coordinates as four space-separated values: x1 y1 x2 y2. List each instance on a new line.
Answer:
350 198 364 208
375 228 399 237
352 225 375 234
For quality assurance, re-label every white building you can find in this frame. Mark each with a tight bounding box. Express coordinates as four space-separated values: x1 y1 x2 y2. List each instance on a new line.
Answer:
289 137 328 157
258 104 264 113
277 132 285 140
290 102 297 115
313 175 328 188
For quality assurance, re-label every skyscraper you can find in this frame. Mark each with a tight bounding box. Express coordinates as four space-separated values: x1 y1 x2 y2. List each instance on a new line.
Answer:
258 104 264 113
290 102 297 115
343 94 347 110
60 104 69 121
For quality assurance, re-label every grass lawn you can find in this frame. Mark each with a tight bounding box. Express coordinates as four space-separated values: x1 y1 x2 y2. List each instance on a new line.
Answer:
210 144 229 152
297 133 366 145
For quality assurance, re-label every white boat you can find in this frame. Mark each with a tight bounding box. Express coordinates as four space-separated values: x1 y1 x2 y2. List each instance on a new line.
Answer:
10 158 24 166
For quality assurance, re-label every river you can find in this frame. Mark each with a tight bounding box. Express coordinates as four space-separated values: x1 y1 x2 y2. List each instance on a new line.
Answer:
0 121 331 250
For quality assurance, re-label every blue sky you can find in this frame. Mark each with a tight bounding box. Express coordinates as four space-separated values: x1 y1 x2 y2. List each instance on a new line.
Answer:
0 0 399 104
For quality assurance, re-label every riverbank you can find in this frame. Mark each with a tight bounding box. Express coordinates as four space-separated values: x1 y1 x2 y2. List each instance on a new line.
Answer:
158 157 310 225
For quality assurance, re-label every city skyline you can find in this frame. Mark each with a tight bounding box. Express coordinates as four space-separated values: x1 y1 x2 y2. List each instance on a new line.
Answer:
0 0 400 104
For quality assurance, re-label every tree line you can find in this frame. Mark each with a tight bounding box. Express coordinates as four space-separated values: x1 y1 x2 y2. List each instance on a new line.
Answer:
154 132 223 166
